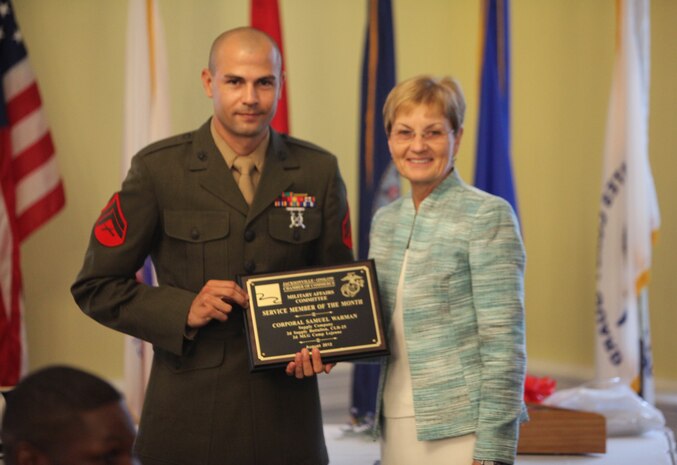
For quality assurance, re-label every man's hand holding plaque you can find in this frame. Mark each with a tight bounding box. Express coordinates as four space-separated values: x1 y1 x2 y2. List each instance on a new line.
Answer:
285 347 335 379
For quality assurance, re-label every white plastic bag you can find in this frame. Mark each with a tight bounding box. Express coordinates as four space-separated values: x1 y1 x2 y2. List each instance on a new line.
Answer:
543 378 666 436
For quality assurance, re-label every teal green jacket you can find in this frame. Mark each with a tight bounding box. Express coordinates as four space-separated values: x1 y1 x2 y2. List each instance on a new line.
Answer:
369 171 527 463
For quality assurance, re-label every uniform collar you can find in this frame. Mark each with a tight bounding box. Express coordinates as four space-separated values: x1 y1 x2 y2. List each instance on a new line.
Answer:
188 119 300 223
209 118 269 173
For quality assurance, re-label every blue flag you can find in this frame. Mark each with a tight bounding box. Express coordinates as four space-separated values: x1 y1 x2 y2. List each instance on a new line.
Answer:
475 0 518 215
351 0 398 427
358 0 399 260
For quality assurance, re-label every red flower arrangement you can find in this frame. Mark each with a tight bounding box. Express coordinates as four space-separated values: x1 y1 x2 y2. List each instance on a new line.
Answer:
524 374 557 403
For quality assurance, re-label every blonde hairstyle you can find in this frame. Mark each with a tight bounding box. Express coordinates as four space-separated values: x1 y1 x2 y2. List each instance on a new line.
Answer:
383 75 466 136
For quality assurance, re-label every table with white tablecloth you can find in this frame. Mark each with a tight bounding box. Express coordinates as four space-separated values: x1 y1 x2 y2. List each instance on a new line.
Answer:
323 425 676 465
515 429 676 465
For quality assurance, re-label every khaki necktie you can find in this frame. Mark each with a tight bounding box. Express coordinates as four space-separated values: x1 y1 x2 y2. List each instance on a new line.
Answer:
233 156 256 205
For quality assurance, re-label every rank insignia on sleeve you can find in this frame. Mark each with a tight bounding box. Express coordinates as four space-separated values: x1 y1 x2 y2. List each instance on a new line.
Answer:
342 205 353 250
274 191 316 229
94 193 128 247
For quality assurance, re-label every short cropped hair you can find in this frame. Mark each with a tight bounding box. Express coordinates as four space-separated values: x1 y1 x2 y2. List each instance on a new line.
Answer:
383 75 466 136
207 26 282 74
1 366 122 464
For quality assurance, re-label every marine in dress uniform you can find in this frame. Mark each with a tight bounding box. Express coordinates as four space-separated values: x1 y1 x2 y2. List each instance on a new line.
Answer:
72 27 354 465
72 121 353 465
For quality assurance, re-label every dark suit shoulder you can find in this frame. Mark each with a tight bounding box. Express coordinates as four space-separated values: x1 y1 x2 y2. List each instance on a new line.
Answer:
136 131 194 158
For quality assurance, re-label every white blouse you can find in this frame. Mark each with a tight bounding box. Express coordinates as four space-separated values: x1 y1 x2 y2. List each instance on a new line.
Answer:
383 250 415 418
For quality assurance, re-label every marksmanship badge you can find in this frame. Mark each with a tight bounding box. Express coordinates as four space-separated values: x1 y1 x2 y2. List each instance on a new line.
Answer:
274 192 316 229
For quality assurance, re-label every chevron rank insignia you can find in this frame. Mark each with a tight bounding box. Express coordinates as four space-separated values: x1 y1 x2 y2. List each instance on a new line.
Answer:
94 193 128 247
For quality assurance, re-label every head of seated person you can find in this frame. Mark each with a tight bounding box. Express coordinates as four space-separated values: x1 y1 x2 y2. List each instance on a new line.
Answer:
1 365 138 465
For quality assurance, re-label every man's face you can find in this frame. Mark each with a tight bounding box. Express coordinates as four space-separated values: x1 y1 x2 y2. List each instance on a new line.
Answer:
50 401 139 465
201 34 282 146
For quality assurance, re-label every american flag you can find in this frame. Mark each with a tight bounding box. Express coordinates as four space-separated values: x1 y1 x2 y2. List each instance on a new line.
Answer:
0 0 65 386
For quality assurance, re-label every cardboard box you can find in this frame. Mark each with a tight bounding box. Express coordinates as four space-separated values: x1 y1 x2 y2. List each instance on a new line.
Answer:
517 404 606 454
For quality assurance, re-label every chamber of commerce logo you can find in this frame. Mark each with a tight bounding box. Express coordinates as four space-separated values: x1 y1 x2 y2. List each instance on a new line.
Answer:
254 284 282 307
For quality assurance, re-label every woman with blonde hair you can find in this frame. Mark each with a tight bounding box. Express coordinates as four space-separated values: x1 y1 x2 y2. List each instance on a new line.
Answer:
370 75 527 465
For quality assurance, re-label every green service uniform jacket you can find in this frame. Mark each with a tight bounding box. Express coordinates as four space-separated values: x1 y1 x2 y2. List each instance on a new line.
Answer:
71 120 354 465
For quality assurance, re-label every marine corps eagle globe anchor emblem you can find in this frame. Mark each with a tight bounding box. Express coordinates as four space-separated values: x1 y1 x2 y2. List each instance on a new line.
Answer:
340 272 365 298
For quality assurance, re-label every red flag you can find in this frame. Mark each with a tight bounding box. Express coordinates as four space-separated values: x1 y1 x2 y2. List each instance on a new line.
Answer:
250 0 290 134
0 0 65 386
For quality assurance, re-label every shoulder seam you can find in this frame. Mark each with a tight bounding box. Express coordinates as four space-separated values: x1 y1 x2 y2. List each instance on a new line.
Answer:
282 134 332 155
137 132 193 157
